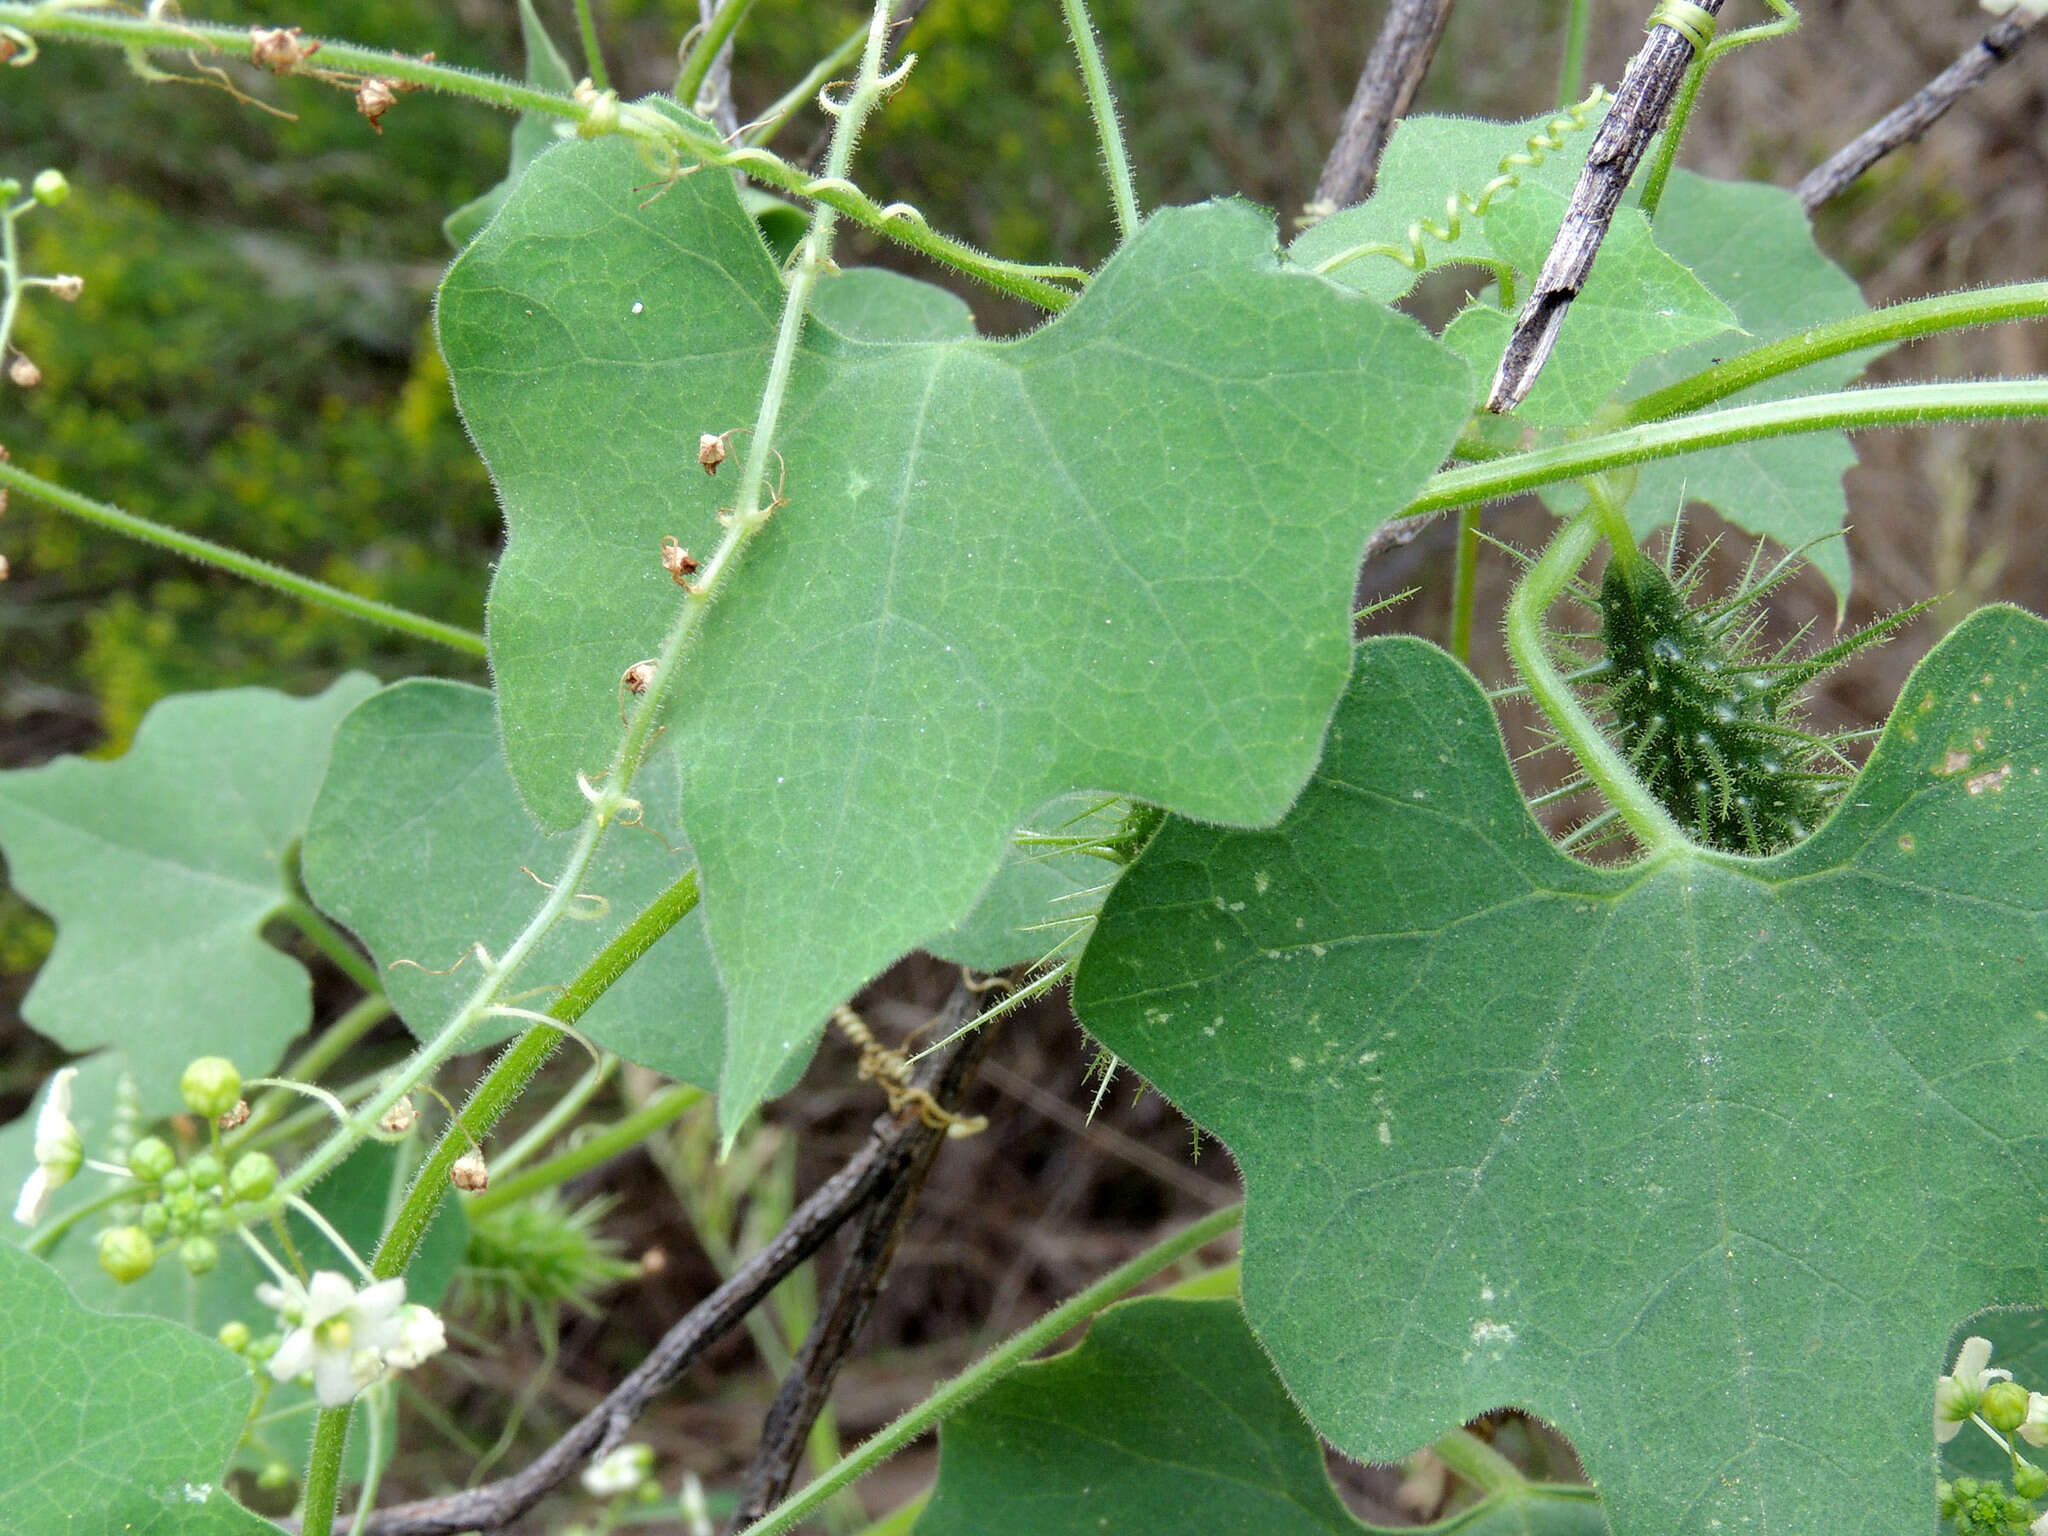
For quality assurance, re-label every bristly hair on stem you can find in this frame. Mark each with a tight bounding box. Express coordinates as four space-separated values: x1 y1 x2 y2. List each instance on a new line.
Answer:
1585 531 1929 855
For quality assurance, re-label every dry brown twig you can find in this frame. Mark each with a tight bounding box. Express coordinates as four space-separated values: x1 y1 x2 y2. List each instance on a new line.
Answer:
1310 0 1457 214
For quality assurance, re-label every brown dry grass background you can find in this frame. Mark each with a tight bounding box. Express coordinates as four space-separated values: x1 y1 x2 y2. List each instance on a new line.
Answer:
1 1 2044 1528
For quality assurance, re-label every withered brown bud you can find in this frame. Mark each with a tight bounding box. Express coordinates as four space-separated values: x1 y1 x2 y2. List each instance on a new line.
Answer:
639 1245 668 1276
216 1099 251 1132
7 354 40 388
450 1149 489 1191
50 274 82 302
622 660 657 696
661 536 701 586
378 1096 418 1135
697 432 728 474
356 77 399 132
249 26 319 74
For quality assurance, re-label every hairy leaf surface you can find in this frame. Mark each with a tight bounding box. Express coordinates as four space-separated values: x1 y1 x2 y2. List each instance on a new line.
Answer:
1076 609 2048 1532
0 1243 274 1532
302 679 723 1088
439 140 1471 1127
0 677 377 1110
916 1296 1606 1536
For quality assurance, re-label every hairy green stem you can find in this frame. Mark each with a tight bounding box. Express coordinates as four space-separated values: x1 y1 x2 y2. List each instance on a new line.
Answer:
0 460 486 656
1412 379 2048 516
1506 509 1684 851
0 195 25 375
676 0 761 108
1558 0 1592 106
736 1202 1245 1536
0 2 1081 311
301 1405 353 1536
1625 281 2048 423
1639 0 1799 219
230 995 394 1150
1432 1426 1527 1495
469 1084 704 1216
1449 506 1480 663
572 0 609 91
1060 0 1139 241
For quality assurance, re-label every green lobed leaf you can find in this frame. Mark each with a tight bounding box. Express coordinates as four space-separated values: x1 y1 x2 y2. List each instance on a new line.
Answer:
0 1243 275 1532
438 138 1472 1130
1290 110 1603 304
300 679 725 1090
0 676 378 1112
1613 171 1875 601
924 793 1128 972
915 1295 1606 1536
1075 608 2048 1533
442 0 576 249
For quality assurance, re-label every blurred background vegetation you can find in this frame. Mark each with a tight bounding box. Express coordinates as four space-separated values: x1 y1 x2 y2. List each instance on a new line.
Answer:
0 2 2043 1514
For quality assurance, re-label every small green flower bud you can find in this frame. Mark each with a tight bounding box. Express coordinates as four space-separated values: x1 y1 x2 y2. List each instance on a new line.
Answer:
1984 1379 2031 1432
256 1461 293 1491
97 1225 155 1284
247 1332 281 1365
160 1165 191 1194
0 177 19 199
30 169 69 206
196 1204 227 1234
226 1151 278 1203
178 1235 219 1275
126 1135 175 1184
186 1152 224 1190
2015 1457 2047 1501
138 1201 169 1237
179 1057 241 1119
168 1188 199 1222
217 1320 251 1353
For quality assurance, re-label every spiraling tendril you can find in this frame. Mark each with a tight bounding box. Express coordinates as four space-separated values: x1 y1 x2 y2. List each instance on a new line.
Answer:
1311 86 1612 283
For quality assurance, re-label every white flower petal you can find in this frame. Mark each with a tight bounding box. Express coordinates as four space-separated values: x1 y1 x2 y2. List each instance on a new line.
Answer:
312 1347 371 1408
382 1305 446 1370
12 1165 51 1227
303 1271 359 1326
1956 1336 1995 1384
269 1328 316 1385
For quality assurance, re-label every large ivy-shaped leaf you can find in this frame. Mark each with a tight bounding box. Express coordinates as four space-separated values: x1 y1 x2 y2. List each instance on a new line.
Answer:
0 677 378 1111
438 137 1471 1128
0 1243 275 1532
1075 608 2048 1533
916 1295 1606 1536
301 679 725 1089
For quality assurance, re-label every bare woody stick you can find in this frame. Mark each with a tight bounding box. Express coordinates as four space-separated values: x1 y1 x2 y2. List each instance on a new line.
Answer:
1796 12 2043 212
1487 0 1727 413
1312 0 1457 211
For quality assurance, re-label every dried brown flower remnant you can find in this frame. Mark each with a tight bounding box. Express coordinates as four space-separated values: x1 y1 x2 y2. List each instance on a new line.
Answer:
379 1097 418 1135
249 26 320 74
451 1149 489 1191
7 355 40 388
216 1099 251 1132
49 274 82 302
698 431 728 474
356 76 399 132
661 536 701 585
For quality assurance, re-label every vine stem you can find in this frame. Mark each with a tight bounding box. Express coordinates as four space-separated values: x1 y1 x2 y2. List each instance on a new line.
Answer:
0 459 486 655
228 994 395 1150
734 1202 1245 1536
0 2 1080 311
1505 507 1684 851
1638 0 1800 219
1558 0 1593 106
675 0 760 111
571 0 608 92
1059 0 1139 241
466 1083 704 1217
281 897 381 995
1410 379 2048 516
741 22 866 146
1623 280 2048 423
0 193 26 373
1448 506 1480 663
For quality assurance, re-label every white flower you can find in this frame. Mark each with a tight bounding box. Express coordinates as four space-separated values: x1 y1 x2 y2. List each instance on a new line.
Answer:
679 1470 712 1536
1936 1335 2011 1443
13 1067 83 1226
581 1442 654 1497
382 1303 446 1370
2032 1510 2048 1536
1983 0 2048 18
2019 1391 2048 1448
258 1270 432 1408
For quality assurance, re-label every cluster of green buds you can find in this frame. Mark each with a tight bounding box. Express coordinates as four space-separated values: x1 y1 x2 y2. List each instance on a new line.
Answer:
1936 1336 2048 1535
95 1057 277 1286
1 167 84 389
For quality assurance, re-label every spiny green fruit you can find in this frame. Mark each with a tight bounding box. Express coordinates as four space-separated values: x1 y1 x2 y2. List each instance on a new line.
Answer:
1593 545 1920 855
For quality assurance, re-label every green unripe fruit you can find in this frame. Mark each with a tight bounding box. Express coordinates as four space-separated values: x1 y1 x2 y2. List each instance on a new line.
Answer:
217 1320 251 1353
126 1135 176 1184
179 1057 242 1119
2015 1458 2047 1501
178 1235 219 1275
1984 1379 2031 1432
186 1152 224 1189
97 1225 155 1284
227 1151 278 1203
196 1204 227 1234
256 1461 293 1490
161 1166 191 1194
30 169 69 207
138 1201 169 1238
